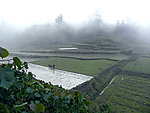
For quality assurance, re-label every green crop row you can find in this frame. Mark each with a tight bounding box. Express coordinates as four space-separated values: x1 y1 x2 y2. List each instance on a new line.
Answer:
94 75 150 113
123 57 150 74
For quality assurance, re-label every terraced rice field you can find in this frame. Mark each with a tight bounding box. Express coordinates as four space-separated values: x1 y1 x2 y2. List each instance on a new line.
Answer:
28 63 93 89
123 57 150 74
31 57 117 76
94 75 150 113
10 51 130 60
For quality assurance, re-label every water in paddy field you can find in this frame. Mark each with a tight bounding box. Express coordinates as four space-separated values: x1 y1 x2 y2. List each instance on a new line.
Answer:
58 48 78 50
28 63 93 89
0 57 92 89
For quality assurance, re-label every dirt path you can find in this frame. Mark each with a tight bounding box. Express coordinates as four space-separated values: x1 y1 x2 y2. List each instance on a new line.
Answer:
100 76 117 96
28 63 93 89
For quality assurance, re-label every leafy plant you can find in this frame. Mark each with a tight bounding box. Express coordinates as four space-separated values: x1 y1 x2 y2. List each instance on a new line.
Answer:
0 47 93 113
0 47 9 59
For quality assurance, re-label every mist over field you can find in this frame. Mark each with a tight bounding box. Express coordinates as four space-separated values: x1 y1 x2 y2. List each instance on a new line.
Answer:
1 0 150 51
1 15 150 50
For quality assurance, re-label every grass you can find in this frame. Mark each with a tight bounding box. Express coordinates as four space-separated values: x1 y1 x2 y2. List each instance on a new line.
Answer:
73 43 97 49
123 57 150 74
94 75 150 113
11 51 129 61
31 57 117 76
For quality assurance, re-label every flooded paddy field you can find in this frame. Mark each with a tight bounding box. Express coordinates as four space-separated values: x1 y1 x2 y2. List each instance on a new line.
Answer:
28 63 93 89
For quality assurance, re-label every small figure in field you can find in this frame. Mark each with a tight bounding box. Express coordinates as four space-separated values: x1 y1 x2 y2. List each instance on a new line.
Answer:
52 64 55 70
48 64 52 69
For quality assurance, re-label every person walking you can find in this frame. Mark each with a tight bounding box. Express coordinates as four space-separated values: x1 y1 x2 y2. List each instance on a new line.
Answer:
52 64 55 70
48 64 52 69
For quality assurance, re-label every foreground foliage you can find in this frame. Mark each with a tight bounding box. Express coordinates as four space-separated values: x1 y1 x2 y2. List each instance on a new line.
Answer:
0 48 92 113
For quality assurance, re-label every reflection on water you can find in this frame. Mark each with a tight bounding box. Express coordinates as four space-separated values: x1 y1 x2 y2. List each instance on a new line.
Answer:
28 63 93 89
58 48 78 50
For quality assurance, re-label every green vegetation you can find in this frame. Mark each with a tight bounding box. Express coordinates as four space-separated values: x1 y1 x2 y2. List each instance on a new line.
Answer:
11 51 129 61
73 43 98 49
74 55 135 100
0 48 95 113
0 47 9 59
94 75 150 113
10 47 150 112
123 57 150 74
32 57 117 76
6 27 150 112
75 38 117 49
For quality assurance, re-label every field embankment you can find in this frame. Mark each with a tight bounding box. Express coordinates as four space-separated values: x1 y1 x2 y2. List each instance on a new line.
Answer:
74 54 137 100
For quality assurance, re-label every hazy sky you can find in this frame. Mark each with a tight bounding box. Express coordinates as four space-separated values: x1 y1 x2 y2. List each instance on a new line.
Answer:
0 0 150 26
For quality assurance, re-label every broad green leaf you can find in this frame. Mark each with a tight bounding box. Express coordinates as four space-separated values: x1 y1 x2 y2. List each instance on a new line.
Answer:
0 48 9 59
26 82 31 85
48 92 52 97
54 96 59 100
14 78 22 90
30 103 45 113
43 94 49 102
26 87 34 93
43 83 49 88
28 72 35 77
34 92 41 97
0 88 9 100
35 100 40 104
65 95 72 99
13 57 22 70
84 104 88 110
21 111 28 113
0 67 14 89
37 82 44 88
79 93 84 102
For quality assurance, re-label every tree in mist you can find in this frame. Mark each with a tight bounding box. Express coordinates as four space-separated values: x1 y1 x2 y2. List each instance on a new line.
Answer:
93 11 102 25
7 12 145 50
113 19 139 44
55 14 64 24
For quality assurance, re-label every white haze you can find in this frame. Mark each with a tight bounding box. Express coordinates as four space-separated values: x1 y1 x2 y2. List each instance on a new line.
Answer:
0 0 150 27
1 0 150 50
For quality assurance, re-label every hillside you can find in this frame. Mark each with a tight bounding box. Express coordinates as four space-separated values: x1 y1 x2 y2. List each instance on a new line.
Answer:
5 20 150 113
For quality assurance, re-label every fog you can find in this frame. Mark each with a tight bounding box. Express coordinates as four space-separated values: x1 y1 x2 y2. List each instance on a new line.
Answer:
0 0 150 49
1 0 150 50
1 14 150 51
